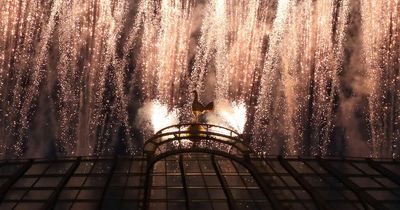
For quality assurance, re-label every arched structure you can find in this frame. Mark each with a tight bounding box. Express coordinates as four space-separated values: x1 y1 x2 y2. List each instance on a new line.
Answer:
0 125 398 210
0 154 398 210
143 123 282 210
143 123 252 159
143 150 283 210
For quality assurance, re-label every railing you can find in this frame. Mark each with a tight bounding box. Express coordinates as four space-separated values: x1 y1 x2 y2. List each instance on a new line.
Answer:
144 123 251 158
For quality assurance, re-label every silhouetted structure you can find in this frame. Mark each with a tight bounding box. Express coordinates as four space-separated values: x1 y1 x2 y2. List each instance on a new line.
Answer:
1 124 400 210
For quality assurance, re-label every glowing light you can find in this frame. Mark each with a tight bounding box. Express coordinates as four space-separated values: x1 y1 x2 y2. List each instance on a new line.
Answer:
206 100 247 133
0 0 399 158
219 101 247 133
150 100 180 133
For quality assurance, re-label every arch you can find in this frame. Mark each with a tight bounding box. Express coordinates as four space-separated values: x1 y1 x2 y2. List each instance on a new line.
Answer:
143 149 283 210
143 123 252 159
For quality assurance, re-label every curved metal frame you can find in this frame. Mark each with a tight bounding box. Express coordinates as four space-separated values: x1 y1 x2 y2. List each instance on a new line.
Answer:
143 149 283 210
143 123 251 159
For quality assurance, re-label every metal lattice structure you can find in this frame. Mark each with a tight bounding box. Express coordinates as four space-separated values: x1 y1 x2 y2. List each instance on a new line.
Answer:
144 124 252 158
1 124 400 210
1 155 400 209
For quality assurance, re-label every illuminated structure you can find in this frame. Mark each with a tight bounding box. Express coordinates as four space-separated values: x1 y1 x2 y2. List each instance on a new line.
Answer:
1 124 400 210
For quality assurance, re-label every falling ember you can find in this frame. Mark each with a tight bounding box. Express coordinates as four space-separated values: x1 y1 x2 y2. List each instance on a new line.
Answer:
191 0 270 102
132 0 193 107
361 0 400 158
0 0 399 158
252 0 352 156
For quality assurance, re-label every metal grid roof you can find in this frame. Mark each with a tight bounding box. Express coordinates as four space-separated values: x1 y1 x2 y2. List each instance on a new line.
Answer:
0 154 399 210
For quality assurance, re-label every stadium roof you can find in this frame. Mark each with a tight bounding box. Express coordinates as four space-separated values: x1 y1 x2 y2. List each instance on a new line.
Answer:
0 154 400 210
1 124 400 210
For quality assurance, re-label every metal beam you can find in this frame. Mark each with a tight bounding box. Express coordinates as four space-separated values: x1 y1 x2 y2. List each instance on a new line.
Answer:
278 156 331 210
317 157 388 210
0 160 8 168
0 159 33 203
42 157 81 210
367 158 400 186
147 148 283 210
247 159 283 210
143 156 154 210
179 155 191 210
98 156 118 210
211 155 237 210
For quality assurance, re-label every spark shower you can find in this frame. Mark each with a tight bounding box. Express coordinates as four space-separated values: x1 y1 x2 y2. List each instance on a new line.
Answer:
0 0 399 158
